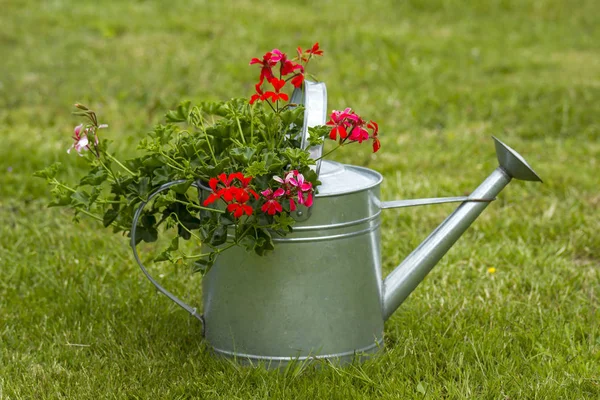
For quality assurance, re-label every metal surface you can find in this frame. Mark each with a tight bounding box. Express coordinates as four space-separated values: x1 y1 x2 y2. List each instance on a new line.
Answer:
211 339 383 367
493 136 543 182
201 176 384 364
299 80 328 176
131 136 542 368
381 139 542 319
380 196 495 209
131 180 205 331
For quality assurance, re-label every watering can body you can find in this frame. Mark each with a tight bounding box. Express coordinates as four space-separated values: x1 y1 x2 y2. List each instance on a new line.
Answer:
130 81 542 367
201 161 385 364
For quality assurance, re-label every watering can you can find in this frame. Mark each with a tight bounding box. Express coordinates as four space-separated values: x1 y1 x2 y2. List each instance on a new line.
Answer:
131 82 542 366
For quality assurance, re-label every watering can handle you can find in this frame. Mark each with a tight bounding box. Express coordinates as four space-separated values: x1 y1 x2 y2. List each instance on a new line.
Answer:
130 179 205 334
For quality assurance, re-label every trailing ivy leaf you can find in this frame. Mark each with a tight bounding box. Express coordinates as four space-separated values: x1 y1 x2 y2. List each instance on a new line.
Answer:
282 147 313 166
136 214 158 243
154 237 179 262
170 181 192 195
279 106 304 128
135 225 158 243
48 186 72 207
162 193 201 240
239 234 256 254
192 252 216 274
103 208 119 227
210 225 227 246
80 166 108 186
245 160 268 177
33 163 62 180
150 124 175 146
152 166 172 185
127 177 151 199
203 157 230 176
230 147 256 164
254 228 275 256
262 152 285 172
153 190 176 209
274 213 296 233
141 154 165 169
307 126 328 147
71 190 92 208
165 101 191 123
111 176 134 197
200 101 227 117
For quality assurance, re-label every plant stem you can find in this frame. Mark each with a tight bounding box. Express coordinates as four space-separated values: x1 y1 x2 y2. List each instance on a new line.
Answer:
234 112 246 145
105 153 136 176
314 143 343 161
169 212 204 242
158 151 186 172
53 180 76 193
171 198 224 213
199 117 217 165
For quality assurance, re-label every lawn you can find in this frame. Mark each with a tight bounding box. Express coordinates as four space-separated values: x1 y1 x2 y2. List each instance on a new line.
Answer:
1 0 599 398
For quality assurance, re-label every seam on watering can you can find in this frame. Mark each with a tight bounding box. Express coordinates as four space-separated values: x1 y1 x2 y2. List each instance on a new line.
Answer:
291 211 381 232
210 339 384 361
271 221 381 243
497 166 512 181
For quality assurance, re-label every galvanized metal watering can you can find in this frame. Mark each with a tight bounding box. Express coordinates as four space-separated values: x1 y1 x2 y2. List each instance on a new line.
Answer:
131 82 542 366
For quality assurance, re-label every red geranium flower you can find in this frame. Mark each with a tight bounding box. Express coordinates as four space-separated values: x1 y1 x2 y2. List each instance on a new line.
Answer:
227 202 253 218
262 78 289 102
307 42 323 56
249 51 279 86
368 121 381 153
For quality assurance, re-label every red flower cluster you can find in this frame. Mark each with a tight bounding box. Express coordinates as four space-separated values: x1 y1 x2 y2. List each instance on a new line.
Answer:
249 43 323 105
203 173 259 218
326 108 381 153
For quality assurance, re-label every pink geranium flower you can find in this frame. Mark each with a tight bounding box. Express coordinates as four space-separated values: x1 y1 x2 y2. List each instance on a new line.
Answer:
67 124 90 156
273 170 313 210
261 188 285 215
349 126 370 143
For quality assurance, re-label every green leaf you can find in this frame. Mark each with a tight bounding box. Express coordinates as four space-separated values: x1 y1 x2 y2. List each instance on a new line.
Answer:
254 228 275 256
165 101 191 123
192 252 216 274
274 213 296 233
70 190 92 208
262 152 285 172
230 147 256 164
209 225 227 246
282 147 313 166
33 163 62 180
245 160 268 177
127 177 151 199
79 166 108 186
151 124 175 146
307 126 328 147
135 225 158 243
152 166 172 185
154 237 179 262
48 186 72 207
103 208 119 227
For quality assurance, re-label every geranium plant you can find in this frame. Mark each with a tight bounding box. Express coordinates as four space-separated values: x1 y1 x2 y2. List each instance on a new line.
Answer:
36 43 381 271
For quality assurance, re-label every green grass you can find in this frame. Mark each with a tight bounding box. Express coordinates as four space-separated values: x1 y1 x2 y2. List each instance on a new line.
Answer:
1 0 599 398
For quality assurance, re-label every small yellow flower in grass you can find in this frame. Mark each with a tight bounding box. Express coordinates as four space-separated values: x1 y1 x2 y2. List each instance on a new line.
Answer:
487 267 496 274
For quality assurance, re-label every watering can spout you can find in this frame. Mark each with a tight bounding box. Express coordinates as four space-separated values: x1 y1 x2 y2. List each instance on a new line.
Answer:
381 137 542 320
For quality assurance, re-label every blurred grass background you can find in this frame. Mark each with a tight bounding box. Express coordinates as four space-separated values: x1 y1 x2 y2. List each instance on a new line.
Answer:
1 0 598 398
